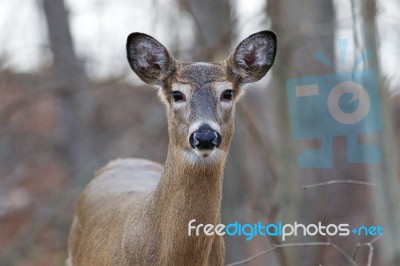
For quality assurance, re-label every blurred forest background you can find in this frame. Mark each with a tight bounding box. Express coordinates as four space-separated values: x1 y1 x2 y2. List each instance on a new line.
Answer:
1 0 400 265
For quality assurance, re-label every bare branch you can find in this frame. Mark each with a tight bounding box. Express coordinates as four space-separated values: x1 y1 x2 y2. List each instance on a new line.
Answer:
353 236 382 266
302 180 376 190
226 241 359 266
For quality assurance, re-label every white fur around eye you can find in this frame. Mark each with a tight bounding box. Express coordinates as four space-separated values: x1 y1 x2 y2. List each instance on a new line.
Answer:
172 99 186 109
171 83 191 108
214 82 235 107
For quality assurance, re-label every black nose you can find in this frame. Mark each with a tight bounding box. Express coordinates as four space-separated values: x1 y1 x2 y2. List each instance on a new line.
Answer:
189 125 221 150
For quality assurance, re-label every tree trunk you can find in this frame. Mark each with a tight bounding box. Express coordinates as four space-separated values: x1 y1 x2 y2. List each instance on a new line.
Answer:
42 0 96 184
358 0 400 264
177 0 234 61
267 0 335 265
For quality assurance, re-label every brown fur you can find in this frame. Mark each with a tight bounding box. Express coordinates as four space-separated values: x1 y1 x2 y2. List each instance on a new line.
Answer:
67 31 277 265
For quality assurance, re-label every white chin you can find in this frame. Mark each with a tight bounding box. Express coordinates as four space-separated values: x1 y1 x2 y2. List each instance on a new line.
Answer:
182 149 225 164
194 149 216 158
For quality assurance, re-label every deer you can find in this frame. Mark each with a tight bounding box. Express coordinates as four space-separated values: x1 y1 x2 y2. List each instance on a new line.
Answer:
67 30 277 266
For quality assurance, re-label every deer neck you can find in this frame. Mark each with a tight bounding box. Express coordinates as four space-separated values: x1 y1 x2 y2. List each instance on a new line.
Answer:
150 145 226 262
154 145 226 222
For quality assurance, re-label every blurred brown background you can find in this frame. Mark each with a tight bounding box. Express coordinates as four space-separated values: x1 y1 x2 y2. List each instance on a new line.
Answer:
1 0 400 265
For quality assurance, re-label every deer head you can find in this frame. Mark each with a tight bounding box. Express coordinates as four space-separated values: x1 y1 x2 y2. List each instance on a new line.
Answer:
126 31 277 164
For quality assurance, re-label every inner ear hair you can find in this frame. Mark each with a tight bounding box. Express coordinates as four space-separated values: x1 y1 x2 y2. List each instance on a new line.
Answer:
126 33 175 85
229 30 277 83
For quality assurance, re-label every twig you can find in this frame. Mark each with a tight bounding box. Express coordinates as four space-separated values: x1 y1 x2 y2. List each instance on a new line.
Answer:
226 241 359 266
302 180 376 190
353 236 382 266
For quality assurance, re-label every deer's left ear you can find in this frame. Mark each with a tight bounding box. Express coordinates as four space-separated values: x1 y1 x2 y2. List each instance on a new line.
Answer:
228 30 277 83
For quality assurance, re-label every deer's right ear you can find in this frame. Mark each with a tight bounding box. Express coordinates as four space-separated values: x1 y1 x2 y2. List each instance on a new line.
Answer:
126 33 175 85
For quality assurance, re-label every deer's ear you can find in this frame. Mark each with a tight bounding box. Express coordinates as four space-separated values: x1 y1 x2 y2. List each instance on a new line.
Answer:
126 33 175 85
228 30 277 83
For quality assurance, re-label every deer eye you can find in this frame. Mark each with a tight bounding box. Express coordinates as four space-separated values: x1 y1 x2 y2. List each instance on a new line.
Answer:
171 91 185 102
221 90 234 101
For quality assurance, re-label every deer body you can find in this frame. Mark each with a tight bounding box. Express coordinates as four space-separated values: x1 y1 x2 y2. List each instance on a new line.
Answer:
67 31 277 265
